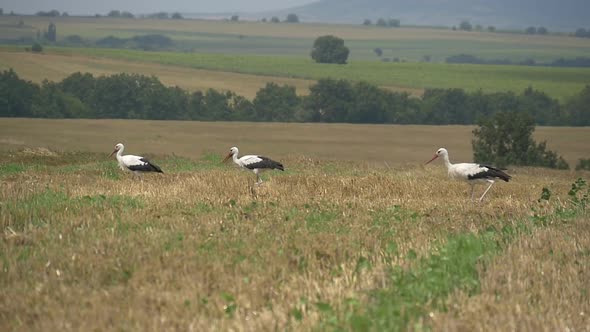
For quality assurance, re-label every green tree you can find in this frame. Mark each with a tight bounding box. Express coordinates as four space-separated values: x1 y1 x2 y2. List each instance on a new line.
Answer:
59 72 96 104
31 80 89 118
459 20 472 31
31 42 43 52
362 19 371 26
376 18 387 27
537 26 548 35
171 12 183 19
285 13 299 23
107 10 121 17
348 82 390 123
232 95 256 121
0 69 39 117
148 12 169 19
472 111 569 169
253 83 299 122
525 26 537 34
519 86 564 125
204 89 233 120
46 22 56 42
574 28 588 38
421 89 472 124
576 158 590 171
311 35 349 64
270 16 280 23
565 85 590 126
388 18 400 27
304 78 354 122
487 26 496 32
230 15 239 22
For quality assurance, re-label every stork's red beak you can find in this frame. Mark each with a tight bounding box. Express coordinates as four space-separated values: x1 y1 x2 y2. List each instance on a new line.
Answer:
109 149 117 157
425 154 438 164
222 152 232 163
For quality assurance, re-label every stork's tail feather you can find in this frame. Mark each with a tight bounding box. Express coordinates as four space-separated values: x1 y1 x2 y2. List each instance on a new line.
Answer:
150 162 164 173
497 171 511 182
489 167 511 182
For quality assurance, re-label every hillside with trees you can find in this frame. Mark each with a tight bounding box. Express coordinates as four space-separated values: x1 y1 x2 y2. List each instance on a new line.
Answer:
275 0 590 30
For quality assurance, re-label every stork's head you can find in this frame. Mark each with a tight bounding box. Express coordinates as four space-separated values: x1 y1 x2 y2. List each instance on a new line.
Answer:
109 143 124 157
222 146 238 163
425 147 448 164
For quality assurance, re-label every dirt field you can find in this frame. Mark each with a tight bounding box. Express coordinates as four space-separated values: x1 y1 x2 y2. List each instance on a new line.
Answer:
0 118 587 166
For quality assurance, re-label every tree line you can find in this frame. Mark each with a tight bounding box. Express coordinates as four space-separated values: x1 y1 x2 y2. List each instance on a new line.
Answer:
446 54 590 68
1 69 589 126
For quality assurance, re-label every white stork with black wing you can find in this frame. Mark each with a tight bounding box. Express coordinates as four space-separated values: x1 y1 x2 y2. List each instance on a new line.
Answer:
223 146 284 184
426 148 511 201
109 143 163 178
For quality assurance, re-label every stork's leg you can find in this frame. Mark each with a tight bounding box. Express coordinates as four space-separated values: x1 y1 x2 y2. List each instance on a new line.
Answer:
254 169 263 185
479 181 495 202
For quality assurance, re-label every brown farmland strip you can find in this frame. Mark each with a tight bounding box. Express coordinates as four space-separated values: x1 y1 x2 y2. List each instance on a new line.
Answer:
0 118 587 166
0 51 317 99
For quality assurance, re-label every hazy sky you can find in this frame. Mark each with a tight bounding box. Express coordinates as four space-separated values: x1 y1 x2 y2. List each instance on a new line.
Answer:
1 0 317 15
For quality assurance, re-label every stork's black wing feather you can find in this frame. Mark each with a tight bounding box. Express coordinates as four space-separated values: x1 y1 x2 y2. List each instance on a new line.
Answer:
468 165 511 182
127 158 164 173
243 156 284 171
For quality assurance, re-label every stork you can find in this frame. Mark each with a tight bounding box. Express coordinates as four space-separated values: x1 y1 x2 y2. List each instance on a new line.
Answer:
425 148 511 201
109 143 163 178
222 146 284 184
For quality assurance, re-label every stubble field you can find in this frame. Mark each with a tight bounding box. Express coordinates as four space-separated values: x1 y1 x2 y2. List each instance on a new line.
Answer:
0 119 589 331
1 14 590 330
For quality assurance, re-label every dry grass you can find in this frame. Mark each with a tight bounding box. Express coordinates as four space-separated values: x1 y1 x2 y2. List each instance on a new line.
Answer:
0 147 586 331
0 50 317 99
0 120 588 331
0 118 587 166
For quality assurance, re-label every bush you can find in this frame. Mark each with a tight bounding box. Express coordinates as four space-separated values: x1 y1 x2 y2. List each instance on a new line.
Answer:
285 13 299 23
64 35 84 45
575 158 590 171
31 42 43 53
472 111 569 169
311 35 349 64
459 21 472 31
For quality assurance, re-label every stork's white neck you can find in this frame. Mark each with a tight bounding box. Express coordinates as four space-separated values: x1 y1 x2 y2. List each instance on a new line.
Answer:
116 145 125 161
232 151 240 165
441 153 452 169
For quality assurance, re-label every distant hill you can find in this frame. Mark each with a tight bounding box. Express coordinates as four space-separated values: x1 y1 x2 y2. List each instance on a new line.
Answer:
269 0 590 31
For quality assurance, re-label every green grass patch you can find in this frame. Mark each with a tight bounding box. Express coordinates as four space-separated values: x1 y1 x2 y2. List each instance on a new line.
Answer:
0 163 27 176
2 189 143 231
366 231 500 330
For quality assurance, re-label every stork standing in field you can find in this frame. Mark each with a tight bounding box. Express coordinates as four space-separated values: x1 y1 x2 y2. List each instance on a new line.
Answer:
425 148 511 201
222 146 284 184
109 143 163 178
